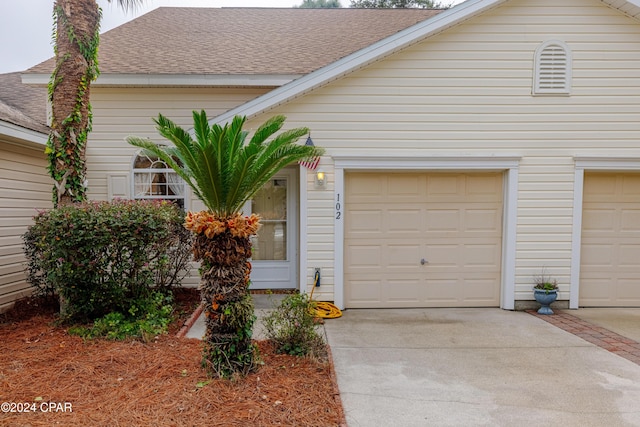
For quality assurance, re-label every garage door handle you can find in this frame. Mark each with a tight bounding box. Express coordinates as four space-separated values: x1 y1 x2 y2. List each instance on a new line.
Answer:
420 258 428 265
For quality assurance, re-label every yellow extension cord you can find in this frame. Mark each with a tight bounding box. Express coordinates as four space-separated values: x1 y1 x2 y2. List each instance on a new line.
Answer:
308 272 342 319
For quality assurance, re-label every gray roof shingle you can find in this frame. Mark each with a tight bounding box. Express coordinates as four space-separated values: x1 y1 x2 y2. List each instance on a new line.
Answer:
0 72 48 134
27 7 441 76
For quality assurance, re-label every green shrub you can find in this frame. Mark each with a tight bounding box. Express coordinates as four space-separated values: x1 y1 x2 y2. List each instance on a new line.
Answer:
23 199 192 322
69 291 174 342
262 293 326 358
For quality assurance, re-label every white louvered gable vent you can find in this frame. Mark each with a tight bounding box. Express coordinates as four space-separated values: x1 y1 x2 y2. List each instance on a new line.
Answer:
533 40 572 95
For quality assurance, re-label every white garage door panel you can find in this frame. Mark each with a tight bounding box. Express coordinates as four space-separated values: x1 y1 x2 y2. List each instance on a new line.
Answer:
580 173 640 307
619 244 640 265
345 172 503 308
622 210 640 231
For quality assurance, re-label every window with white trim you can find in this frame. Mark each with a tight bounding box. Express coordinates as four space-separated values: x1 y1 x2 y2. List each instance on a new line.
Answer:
533 40 572 95
132 151 186 209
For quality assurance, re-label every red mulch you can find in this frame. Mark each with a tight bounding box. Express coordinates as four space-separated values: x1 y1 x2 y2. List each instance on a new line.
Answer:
0 289 345 426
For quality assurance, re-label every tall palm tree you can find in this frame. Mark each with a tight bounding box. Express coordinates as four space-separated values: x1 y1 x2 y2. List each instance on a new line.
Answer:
48 0 144 207
127 111 324 377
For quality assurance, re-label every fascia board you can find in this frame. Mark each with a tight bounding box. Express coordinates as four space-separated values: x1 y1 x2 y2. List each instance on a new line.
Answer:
0 121 48 146
602 0 640 19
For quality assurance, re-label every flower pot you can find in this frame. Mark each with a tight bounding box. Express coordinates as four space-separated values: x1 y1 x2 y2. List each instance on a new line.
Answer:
533 288 558 315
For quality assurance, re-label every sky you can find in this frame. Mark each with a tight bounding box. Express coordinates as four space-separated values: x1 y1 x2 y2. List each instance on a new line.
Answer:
0 0 464 74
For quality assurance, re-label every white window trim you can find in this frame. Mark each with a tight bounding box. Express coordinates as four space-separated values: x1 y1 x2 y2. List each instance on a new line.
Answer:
332 156 521 310
569 157 640 309
130 151 188 208
533 40 572 96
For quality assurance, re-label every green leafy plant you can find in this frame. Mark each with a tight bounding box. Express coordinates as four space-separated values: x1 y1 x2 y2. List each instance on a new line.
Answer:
262 293 327 358
533 270 559 293
23 199 191 322
69 291 174 342
48 0 145 206
47 2 102 206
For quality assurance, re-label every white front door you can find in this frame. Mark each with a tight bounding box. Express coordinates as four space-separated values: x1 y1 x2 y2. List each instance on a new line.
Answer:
246 168 298 290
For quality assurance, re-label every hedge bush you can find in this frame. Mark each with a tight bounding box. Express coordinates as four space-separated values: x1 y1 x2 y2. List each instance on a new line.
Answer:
23 199 192 322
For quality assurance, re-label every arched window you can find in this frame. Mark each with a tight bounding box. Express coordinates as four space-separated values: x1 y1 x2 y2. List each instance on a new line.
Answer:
132 151 186 209
533 40 572 95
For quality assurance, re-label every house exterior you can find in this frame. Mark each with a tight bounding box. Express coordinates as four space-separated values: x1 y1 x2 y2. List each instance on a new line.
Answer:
0 73 51 312
24 0 640 310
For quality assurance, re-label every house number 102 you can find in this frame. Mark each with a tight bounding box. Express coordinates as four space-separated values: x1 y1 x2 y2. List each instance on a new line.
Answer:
335 194 342 220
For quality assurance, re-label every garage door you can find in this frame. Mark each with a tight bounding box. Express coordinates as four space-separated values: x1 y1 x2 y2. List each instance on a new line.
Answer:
580 173 640 307
344 172 503 308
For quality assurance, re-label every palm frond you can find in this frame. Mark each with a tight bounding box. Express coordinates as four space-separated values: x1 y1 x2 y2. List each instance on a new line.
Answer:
127 112 324 218
153 114 200 176
126 136 206 203
191 110 211 152
249 115 285 147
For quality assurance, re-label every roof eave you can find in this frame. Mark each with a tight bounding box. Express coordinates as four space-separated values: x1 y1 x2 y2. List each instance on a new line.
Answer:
602 0 640 19
0 120 48 146
21 73 301 88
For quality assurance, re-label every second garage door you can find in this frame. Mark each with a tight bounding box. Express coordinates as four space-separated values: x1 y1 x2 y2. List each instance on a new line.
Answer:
580 172 640 307
344 172 503 308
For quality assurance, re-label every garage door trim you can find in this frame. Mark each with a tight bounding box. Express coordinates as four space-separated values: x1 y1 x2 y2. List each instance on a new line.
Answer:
333 156 521 310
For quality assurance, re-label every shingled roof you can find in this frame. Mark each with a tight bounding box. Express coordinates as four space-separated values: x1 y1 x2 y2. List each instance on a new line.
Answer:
0 73 48 134
26 7 441 76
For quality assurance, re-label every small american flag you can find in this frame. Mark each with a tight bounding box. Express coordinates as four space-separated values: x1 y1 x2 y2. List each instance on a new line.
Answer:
298 135 321 170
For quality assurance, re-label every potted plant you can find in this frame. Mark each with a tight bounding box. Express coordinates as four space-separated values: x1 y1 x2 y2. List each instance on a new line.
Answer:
533 271 558 315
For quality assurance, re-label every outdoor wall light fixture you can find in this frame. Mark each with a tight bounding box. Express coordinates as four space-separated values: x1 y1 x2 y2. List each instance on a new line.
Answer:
315 169 326 187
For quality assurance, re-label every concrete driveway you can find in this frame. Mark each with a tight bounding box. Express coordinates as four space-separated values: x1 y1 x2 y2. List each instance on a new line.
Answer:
323 308 640 426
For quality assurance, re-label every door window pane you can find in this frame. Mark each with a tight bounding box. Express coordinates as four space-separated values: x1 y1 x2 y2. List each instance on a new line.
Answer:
251 179 287 260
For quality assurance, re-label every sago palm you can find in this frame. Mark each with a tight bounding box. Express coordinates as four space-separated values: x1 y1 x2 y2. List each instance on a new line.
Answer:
127 110 323 377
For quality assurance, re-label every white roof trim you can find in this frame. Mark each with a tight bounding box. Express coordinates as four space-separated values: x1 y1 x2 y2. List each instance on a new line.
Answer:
212 0 640 125
22 73 300 87
603 0 640 19
0 121 48 145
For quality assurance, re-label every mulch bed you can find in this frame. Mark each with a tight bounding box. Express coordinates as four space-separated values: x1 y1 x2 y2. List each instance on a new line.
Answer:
0 289 345 426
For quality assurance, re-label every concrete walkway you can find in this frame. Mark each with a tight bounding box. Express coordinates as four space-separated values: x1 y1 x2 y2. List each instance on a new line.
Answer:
323 308 640 427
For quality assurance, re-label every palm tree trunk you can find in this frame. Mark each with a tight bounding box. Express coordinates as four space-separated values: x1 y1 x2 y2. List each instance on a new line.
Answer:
49 0 100 207
193 229 258 378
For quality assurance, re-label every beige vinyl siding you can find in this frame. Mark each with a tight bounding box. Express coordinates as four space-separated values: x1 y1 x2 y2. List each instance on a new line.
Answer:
304 172 336 300
88 87 272 204
89 87 271 286
241 0 640 301
0 140 52 312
